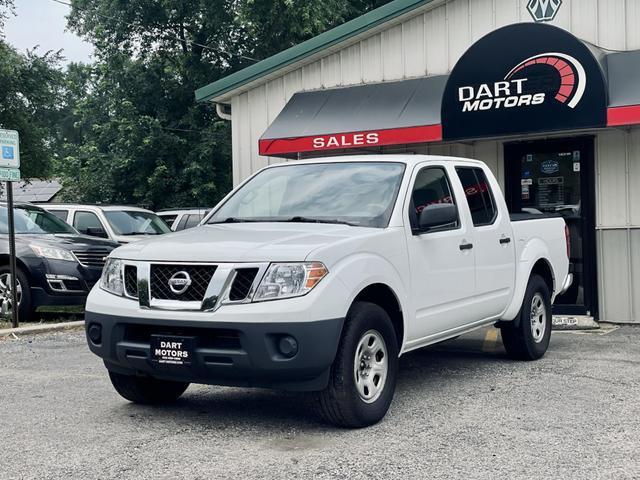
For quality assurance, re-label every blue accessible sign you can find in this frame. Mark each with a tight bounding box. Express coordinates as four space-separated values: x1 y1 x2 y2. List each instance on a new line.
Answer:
0 129 20 169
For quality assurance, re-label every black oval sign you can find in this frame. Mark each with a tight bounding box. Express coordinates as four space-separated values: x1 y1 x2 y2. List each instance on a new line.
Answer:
441 23 608 141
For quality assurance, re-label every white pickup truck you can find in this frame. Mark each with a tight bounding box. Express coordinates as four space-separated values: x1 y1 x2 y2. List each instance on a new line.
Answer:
85 155 572 427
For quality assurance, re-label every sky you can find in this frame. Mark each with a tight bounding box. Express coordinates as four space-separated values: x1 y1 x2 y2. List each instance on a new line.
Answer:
4 0 93 64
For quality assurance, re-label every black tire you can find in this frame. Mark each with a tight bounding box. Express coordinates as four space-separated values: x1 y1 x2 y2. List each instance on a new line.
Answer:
500 274 552 361
317 301 399 428
108 371 189 404
0 265 32 322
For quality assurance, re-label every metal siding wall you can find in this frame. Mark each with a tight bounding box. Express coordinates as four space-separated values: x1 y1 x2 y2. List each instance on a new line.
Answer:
596 128 640 323
597 130 628 228
446 0 470 71
470 0 495 41
321 52 342 88
361 33 383 82
382 24 405 80
341 43 362 85
598 229 633 322
425 6 448 75
403 14 427 78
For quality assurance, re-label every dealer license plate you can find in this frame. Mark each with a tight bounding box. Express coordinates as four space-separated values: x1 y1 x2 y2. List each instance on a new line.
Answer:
150 335 195 366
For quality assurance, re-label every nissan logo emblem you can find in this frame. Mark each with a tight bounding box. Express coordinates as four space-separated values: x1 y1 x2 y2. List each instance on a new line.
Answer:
168 271 192 295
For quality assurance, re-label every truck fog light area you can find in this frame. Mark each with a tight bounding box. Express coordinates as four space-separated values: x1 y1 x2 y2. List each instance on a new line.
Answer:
253 262 328 301
278 335 298 358
87 323 102 345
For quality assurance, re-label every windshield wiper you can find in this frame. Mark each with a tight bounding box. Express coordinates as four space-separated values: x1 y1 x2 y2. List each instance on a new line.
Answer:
286 216 355 226
209 217 260 224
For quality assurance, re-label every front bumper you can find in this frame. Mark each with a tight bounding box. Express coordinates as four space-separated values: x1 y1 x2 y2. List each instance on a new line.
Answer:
28 259 104 309
85 311 344 392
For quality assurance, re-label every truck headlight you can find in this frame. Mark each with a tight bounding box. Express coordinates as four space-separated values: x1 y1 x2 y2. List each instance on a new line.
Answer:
30 245 77 262
253 262 328 301
100 258 124 296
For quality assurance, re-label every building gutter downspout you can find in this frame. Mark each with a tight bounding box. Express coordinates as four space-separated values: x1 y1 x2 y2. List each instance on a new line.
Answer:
216 103 232 121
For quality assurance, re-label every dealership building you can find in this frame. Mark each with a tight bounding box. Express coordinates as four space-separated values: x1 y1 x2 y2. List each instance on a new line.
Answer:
197 0 640 324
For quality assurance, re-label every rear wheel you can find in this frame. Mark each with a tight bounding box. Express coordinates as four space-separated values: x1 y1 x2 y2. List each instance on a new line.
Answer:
317 301 399 428
108 371 189 404
500 274 552 360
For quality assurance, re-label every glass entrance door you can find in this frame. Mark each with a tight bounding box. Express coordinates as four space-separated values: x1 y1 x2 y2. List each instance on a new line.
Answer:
504 137 597 317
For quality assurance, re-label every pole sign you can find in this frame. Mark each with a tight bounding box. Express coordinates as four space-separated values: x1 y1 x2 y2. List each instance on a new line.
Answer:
0 129 20 169
0 128 20 328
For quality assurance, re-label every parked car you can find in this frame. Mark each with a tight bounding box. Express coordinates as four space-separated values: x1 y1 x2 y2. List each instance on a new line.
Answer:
0 203 118 320
42 204 171 244
156 208 210 231
84 155 571 427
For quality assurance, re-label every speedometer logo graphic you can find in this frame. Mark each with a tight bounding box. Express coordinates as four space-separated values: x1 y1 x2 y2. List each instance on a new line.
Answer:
504 52 586 108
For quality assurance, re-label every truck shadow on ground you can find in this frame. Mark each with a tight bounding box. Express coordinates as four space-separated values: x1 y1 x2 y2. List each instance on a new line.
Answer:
109 334 519 430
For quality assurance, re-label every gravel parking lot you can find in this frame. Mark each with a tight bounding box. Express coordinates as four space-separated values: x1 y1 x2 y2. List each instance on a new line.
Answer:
1 325 639 480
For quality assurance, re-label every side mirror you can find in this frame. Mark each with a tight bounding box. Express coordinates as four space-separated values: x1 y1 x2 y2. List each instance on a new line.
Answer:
85 227 109 238
416 203 458 233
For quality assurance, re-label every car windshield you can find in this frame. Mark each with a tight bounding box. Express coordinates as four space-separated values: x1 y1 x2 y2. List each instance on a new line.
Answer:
0 205 78 235
104 210 171 235
208 162 406 228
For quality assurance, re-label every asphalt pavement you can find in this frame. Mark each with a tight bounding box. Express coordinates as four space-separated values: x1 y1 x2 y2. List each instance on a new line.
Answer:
1 325 639 479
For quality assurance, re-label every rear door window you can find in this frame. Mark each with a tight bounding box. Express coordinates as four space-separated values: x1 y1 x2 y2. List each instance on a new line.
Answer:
455 167 497 226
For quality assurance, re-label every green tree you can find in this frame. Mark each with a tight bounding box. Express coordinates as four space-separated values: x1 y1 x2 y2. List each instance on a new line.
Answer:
57 0 393 209
241 0 392 57
0 39 65 178
56 0 249 208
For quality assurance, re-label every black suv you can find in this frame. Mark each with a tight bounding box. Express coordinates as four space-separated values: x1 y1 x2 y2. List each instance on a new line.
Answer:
0 203 118 320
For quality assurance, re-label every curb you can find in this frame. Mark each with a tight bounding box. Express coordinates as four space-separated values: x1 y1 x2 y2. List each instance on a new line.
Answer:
0 320 85 338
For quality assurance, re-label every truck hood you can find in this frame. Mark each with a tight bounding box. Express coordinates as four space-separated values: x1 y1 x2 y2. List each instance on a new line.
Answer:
111 223 377 263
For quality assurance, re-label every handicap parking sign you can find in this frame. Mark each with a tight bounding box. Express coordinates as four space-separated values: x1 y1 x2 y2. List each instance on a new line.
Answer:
2 146 14 160
0 129 20 168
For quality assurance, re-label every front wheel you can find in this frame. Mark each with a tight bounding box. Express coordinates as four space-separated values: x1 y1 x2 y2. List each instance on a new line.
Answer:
317 301 399 428
0 266 32 322
108 371 189 404
500 274 552 360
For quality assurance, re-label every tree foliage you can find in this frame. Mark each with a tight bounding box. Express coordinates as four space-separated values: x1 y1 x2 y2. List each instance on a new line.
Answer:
0 39 65 178
44 0 392 208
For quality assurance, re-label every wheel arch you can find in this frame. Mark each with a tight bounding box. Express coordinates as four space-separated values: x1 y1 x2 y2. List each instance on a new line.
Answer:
502 255 556 322
0 254 32 276
530 258 555 297
351 283 404 352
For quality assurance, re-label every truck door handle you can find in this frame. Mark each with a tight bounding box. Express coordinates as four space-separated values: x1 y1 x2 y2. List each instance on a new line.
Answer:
499 237 512 245
459 242 473 251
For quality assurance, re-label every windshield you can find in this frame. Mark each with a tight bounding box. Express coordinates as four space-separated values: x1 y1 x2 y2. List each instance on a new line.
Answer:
104 210 171 235
208 162 406 228
0 205 78 235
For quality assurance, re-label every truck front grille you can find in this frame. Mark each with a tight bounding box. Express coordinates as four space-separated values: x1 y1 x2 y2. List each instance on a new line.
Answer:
73 249 111 268
150 264 216 302
124 265 138 298
229 268 259 301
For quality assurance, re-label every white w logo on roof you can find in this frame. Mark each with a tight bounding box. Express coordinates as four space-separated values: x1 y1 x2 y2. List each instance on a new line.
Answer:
526 0 562 22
